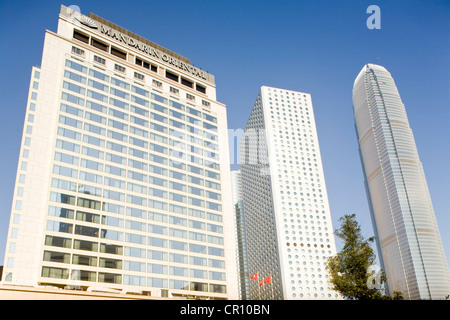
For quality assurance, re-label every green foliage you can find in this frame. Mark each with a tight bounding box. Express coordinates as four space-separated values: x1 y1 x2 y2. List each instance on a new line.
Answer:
326 214 402 300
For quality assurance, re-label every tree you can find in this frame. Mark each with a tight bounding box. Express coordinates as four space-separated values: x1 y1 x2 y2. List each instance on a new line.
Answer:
326 214 401 300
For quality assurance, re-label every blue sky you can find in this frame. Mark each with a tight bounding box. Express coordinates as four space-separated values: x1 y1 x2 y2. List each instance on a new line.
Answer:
0 0 449 268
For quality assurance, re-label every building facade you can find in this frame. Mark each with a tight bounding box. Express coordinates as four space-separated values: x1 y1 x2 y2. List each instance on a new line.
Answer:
353 64 450 299
239 86 340 300
1 5 238 300
230 170 250 299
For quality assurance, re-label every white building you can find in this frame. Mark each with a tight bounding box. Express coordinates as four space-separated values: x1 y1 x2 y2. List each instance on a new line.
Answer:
1 5 238 300
353 63 450 300
239 86 340 299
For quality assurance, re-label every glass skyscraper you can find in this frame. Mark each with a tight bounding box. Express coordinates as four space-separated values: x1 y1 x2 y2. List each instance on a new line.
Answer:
230 170 250 300
353 63 450 299
1 5 238 299
239 86 340 300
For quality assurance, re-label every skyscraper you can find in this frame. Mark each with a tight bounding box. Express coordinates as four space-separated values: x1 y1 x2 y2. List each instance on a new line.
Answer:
353 63 450 300
1 5 238 299
230 170 250 299
239 86 340 300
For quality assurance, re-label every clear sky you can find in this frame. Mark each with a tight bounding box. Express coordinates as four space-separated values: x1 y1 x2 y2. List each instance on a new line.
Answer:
0 0 449 269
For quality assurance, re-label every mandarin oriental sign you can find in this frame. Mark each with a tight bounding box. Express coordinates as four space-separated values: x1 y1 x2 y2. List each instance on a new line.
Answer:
99 24 208 81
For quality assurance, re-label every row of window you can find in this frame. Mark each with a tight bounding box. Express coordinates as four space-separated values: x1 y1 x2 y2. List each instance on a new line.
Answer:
46 218 225 256
43 249 225 280
57 123 220 174
61 89 218 135
48 206 224 243
54 145 220 182
71 31 209 102
42 265 226 293
50 190 222 221
58 110 220 163
53 163 222 199
66 61 206 108
49 204 223 233
65 58 216 120
55 138 221 186
51 162 223 210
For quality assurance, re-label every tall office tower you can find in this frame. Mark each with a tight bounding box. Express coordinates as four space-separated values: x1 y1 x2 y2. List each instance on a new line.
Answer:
239 86 340 300
230 170 250 299
353 64 450 300
1 5 238 299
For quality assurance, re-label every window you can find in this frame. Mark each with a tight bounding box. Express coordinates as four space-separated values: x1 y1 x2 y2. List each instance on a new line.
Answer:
208 246 224 257
132 85 149 97
87 90 107 103
171 266 188 277
46 220 73 233
76 211 100 224
111 77 130 90
126 233 146 245
148 263 168 274
189 231 206 242
170 87 179 95
181 78 193 88
75 225 99 238
88 79 108 92
191 282 208 292
100 243 123 255
190 256 207 266
170 240 187 251
196 84 206 94
189 243 206 254
101 229 123 241
73 239 98 252
134 72 144 81
98 272 121 284
42 266 69 279
148 236 167 248
61 103 83 117
152 79 162 88
125 247 145 258
170 280 188 290
72 46 84 56
73 30 89 44
132 95 149 107
94 55 106 65
102 215 124 228
111 78 130 90
166 71 179 82
65 59 87 73
114 64 126 73
191 269 207 279
72 254 97 267
61 92 84 106
170 253 187 264
77 197 101 210
170 228 187 239
91 38 108 52
135 57 157 72
45 235 71 248
111 47 126 60
65 70 86 84
148 224 167 235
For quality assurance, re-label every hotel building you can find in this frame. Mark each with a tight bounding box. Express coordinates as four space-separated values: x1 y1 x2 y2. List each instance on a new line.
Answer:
239 86 340 299
353 64 450 299
1 5 238 299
